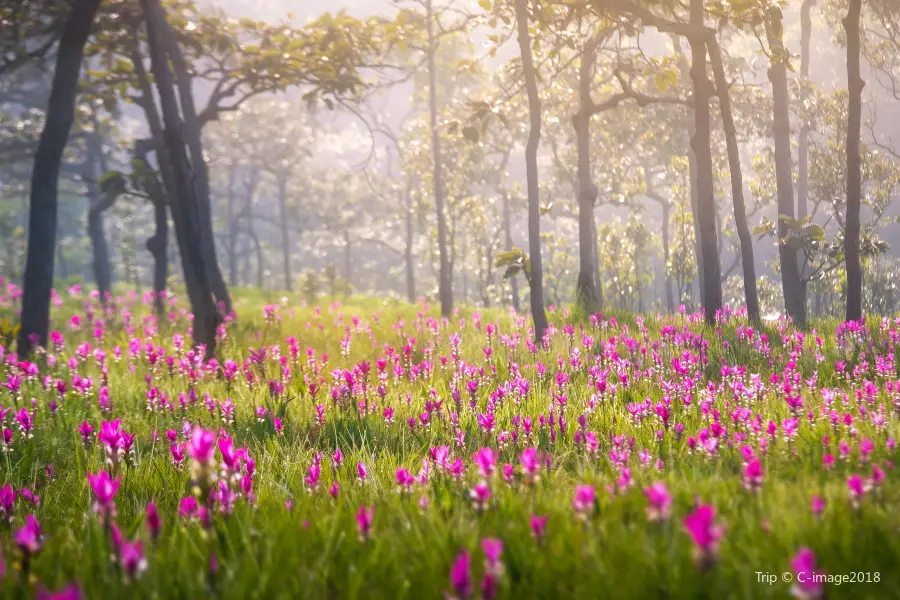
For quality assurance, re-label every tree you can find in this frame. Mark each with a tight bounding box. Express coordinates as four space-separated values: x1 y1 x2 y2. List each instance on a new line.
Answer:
843 0 863 321
765 7 806 326
707 36 760 323
140 0 219 355
798 0 816 223
515 0 548 342
17 0 102 356
688 0 722 324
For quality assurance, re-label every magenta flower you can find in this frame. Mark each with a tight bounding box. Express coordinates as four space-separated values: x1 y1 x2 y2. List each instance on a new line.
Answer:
448 550 472 599
395 468 414 492
644 482 672 522
481 538 503 573
189 427 217 464
16 408 34 435
530 514 548 540
0 482 15 519
472 447 496 478
356 505 374 541
470 482 491 512
146 502 161 542
118 537 147 579
684 504 724 566
78 421 95 444
88 471 121 518
791 547 825 599
742 458 764 492
356 462 368 483
572 484 596 518
36 583 81 600
14 514 42 554
847 474 865 507
810 496 825 517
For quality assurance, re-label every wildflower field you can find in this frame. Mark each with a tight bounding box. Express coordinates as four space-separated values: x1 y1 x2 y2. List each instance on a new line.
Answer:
1 289 899 599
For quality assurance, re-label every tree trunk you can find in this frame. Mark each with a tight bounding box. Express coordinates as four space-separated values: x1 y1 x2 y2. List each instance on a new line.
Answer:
343 227 352 290
159 14 231 316
515 0 548 343
17 0 101 356
708 36 760 323
843 0 863 321
766 10 806 326
590 212 603 308
404 188 416 303
501 192 520 312
574 36 600 315
798 0 816 224
660 200 675 313
277 176 292 291
688 0 722 325
85 132 112 305
141 0 218 356
426 0 452 318
227 164 237 285
147 200 168 317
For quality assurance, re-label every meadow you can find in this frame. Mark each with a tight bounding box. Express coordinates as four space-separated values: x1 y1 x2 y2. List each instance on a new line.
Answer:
0 286 899 599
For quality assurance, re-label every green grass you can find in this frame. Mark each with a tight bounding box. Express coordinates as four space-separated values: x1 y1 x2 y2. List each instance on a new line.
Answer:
0 292 898 599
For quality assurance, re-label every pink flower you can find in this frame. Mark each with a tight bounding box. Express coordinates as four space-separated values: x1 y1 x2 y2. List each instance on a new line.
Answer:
530 514 548 540
87 471 120 518
572 484 596 517
357 462 368 483
118 537 147 579
684 504 724 566
188 427 216 464
791 547 825 599
810 496 825 517
847 474 865 507
356 505 374 541
481 538 503 573
742 458 764 492
448 550 472 599
146 502 161 542
470 482 491 511
644 482 672 521
395 468 414 492
472 447 496 478
14 514 42 554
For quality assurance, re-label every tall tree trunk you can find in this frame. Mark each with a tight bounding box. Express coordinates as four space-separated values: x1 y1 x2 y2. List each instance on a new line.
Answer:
574 36 601 315
590 212 603 308
426 0 452 318
708 36 760 323
85 130 112 305
159 15 232 315
688 0 722 325
798 0 816 223
659 198 675 313
515 0 548 343
141 0 218 356
227 164 237 285
843 0 863 321
277 176 292 291
147 200 168 317
501 192 521 312
767 9 806 326
403 188 416 303
17 0 101 355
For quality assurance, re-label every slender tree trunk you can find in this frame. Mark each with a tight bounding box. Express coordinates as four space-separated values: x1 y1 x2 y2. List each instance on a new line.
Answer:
688 0 722 325
85 131 112 305
501 192 521 312
426 0 452 318
142 0 218 356
515 0 548 342
277 176 292 291
798 0 816 223
590 212 603 308
404 189 416 303
708 37 760 323
227 164 237 285
767 10 806 326
147 200 168 317
844 0 863 321
574 36 600 315
158 14 231 315
17 0 101 355
660 200 675 313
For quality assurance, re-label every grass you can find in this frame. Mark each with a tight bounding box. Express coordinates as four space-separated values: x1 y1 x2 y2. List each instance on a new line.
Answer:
0 290 898 599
